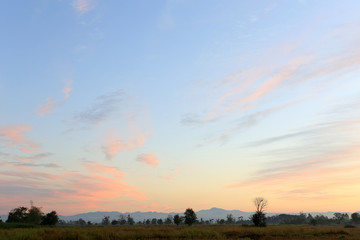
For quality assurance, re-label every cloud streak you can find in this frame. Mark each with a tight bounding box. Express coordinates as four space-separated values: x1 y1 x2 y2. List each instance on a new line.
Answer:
226 113 360 202
0 159 146 215
76 90 125 125
0 125 41 153
184 23 360 128
200 101 301 146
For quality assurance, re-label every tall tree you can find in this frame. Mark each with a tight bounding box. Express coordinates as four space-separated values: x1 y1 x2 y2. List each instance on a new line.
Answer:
27 206 44 225
251 197 267 227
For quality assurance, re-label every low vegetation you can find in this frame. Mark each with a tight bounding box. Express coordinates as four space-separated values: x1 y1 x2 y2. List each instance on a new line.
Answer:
0 225 359 240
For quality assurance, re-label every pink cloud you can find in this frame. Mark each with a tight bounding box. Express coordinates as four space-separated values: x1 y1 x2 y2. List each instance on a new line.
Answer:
38 81 73 117
102 130 146 160
38 97 57 116
62 81 72 100
82 161 124 179
73 0 95 14
137 153 159 167
190 26 360 125
0 125 41 153
0 163 147 215
229 55 313 112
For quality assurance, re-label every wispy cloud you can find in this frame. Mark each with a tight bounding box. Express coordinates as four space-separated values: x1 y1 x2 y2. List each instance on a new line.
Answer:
247 117 360 148
226 147 360 202
13 152 53 163
182 21 360 156
76 90 125 125
0 158 59 171
0 125 41 153
200 101 300 146
184 22 360 126
226 113 360 202
137 153 159 167
73 0 96 15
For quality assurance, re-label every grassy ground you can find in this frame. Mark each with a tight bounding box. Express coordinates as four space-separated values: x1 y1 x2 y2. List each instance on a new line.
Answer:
0 225 359 240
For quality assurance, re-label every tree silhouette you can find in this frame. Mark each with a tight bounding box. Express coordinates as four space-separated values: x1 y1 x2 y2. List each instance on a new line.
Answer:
7 205 44 224
127 215 135 225
41 211 59 225
7 207 28 223
102 216 110 225
351 212 360 224
165 215 173 224
173 214 182 225
27 206 43 225
184 208 197 226
226 214 235 224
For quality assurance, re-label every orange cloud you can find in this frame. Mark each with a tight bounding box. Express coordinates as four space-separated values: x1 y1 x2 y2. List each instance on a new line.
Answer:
55 170 146 207
102 130 146 160
226 145 360 204
0 125 41 153
137 153 159 167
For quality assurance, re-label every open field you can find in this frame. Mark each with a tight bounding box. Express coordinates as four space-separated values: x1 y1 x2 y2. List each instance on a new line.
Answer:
0 225 359 240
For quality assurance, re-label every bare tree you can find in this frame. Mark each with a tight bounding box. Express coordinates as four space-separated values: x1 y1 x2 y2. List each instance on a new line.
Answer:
253 197 268 213
252 197 268 227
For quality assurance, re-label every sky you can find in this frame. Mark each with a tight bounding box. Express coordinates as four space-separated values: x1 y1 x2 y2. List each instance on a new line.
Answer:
1 0 360 216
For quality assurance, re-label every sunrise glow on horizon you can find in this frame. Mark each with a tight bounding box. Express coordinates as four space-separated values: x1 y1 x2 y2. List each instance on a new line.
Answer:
1 0 360 216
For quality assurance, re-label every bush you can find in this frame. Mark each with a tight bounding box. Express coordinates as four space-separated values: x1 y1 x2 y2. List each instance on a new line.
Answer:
344 224 356 228
252 212 266 227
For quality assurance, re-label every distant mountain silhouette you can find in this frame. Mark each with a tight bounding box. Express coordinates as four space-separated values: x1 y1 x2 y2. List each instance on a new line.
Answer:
58 208 253 223
1 208 357 223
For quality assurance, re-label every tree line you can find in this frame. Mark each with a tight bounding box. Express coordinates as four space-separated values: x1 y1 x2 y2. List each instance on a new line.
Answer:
1 204 58 226
2 198 359 227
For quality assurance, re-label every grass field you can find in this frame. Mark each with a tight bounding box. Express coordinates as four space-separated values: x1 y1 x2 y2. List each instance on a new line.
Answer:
0 225 359 240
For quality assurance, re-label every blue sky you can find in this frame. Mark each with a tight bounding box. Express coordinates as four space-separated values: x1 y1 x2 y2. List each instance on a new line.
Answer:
0 0 360 215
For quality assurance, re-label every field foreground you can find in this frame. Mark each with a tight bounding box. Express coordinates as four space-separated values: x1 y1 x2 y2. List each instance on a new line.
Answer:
0 225 359 240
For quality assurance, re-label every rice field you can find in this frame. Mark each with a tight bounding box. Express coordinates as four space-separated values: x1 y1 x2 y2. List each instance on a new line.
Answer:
0 225 359 240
